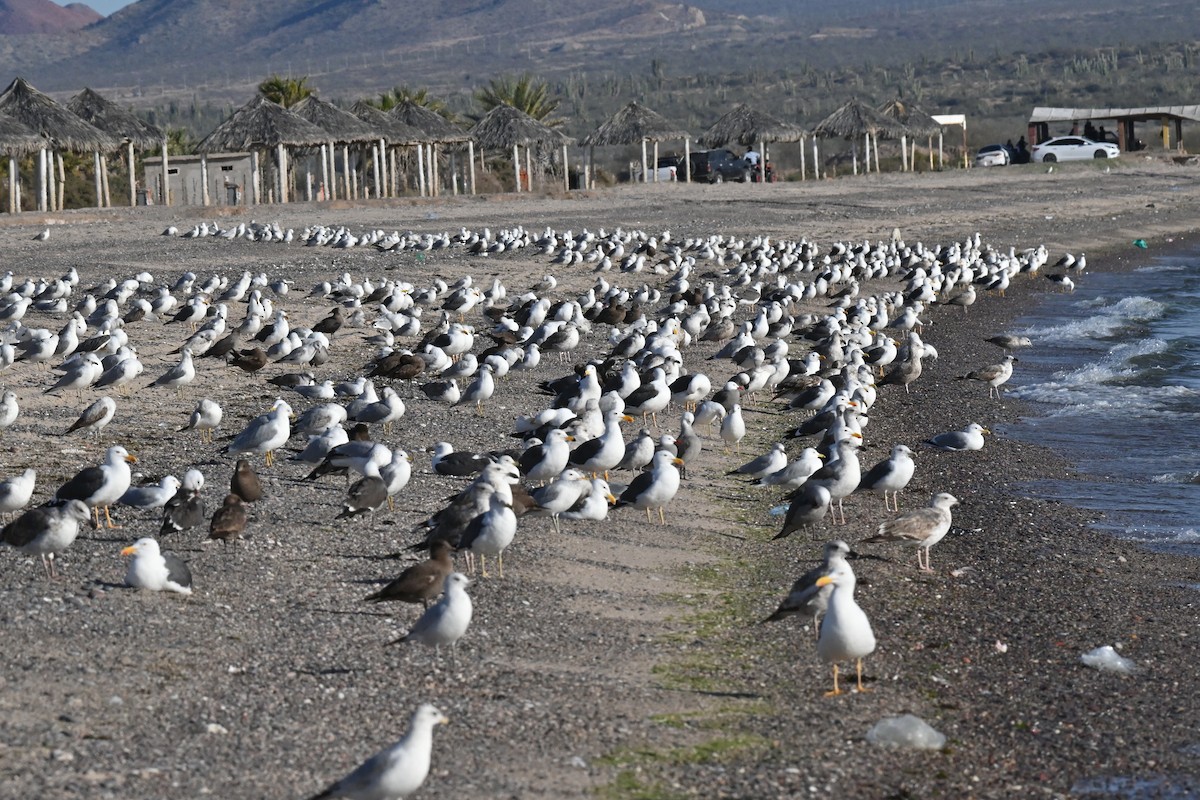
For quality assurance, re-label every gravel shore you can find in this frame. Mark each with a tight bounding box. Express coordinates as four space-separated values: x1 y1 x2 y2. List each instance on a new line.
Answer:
2 159 1199 799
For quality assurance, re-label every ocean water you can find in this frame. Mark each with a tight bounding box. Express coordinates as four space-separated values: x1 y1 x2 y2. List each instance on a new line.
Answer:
1003 248 1200 557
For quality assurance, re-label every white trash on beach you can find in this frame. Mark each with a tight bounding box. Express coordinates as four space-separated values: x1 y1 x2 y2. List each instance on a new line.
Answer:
866 714 946 750
1080 645 1137 675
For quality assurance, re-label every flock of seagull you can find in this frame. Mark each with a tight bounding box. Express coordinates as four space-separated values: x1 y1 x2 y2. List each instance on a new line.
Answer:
0 217 1080 798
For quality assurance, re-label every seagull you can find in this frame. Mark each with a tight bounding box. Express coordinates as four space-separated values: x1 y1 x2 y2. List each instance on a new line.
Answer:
864 492 959 572
720 403 746 454
561 477 618 521
519 429 574 483
0 467 36 519
223 399 293 467
119 475 181 510
44 352 102 396
387 572 473 664
304 704 448 800
805 432 863 525
63 396 116 439
458 490 517 577
728 441 787 480
762 539 852 632
178 398 223 443
207 494 247 549
957 355 1017 400
924 423 989 451
985 334 1032 353
428 443 489 478
754 447 824 490
531 468 592 534
855 444 916 511
148 347 196 390
2 499 90 578
771 482 831 540
231 459 263 503
815 560 876 696
0 390 18 430
160 469 205 536
122 537 193 595
455 364 495 415
364 541 455 609
54 445 137 528
615 449 683 525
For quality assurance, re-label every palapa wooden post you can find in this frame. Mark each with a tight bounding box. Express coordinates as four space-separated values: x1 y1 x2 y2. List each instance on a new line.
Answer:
901 134 909 171
872 133 881 173
800 134 806 181
8 155 16 214
92 151 103 207
758 138 765 183
37 147 46 211
511 143 519 192
200 155 209 206
653 141 660 183
101 155 110 207
641 138 648 183
684 138 691 182
160 139 170 206
250 150 260 204
341 144 351 199
812 137 819 179
277 143 288 203
126 142 135 207
56 152 65 210
468 140 476 195
562 143 569 192
417 143 426 197
525 147 532 192
379 137 388 197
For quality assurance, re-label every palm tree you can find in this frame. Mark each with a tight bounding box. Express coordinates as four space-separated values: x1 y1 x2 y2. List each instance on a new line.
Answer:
373 85 453 120
475 73 562 126
258 75 313 109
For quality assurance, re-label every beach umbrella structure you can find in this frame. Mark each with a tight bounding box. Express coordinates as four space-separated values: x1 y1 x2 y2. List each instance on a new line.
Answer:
0 115 48 214
350 102 430 199
292 96 383 202
387 100 473 197
67 87 165 208
195 95 329 205
698 103 805 183
811 98 911 177
468 103 571 193
877 99 943 171
0 77 116 212
582 101 690 187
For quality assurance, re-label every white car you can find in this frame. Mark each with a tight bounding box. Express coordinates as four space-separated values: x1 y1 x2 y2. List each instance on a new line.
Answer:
974 144 1010 167
1031 136 1120 163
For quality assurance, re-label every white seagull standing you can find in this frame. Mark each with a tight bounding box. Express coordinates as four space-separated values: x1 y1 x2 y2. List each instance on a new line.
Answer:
865 492 959 572
224 399 292 467
387 572 473 665
815 560 876 696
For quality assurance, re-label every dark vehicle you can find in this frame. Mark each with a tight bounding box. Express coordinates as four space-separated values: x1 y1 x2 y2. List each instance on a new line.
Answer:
685 149 750 183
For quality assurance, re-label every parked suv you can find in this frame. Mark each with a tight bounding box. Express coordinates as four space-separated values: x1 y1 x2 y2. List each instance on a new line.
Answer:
685 149 750 183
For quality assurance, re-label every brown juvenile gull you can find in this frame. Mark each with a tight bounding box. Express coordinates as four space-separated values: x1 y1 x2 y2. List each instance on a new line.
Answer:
231 458 263 503
957 355 1017 400
2 499 91 578
364 540 455 609
864 492 959 572
207 494 247 549
122 537 193 595
305 703 447 800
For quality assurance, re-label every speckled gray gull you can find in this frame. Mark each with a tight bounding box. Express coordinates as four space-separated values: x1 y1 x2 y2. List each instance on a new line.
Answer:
957 354 1017 400
865 492 959 572
305 703 448 800
2 499 91 578
815 560 876 696
924 423 989 452
856 443 916 511
64 396 116 438
122 537 193 595
387 572 473 665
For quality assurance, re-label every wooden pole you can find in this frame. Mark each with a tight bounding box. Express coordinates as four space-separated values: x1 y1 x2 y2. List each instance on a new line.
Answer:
250 150 261 204
588 145 595 188
938 132 944 170
101 155 110 207
126 142 135 207
468 140 476 195
341 145 350 199
56 152 65 210
852 139 859 176
653 140 660 183
800 134 806 181
872 133 881 173
278 143 288 203
8 155 15 214
901 134 908 172
563 143 569 192
641 138 648 183
37 148 46 211
160 140 170 206
417 143 427 197
512 144 520 192
812 137 819 179
525 146 532 192
758 138 766 183
199 155 209 206
432 144 439 197
379 137 388 196
684 138 691 182
47 151 57 211
92 151 103 207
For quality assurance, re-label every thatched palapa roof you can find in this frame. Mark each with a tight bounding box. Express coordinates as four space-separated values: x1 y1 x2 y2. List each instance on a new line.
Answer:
582 101 689 147
291 96 380 145
698 104 804 148
0 114 49 156
388 100 469 143
0 77 116 152
350 102 426 145
468 103 569 150
195 95 329 154
67 87 163 149
877 99 942 137
812 98 910 140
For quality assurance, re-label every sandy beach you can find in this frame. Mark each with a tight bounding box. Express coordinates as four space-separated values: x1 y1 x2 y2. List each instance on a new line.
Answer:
1 158 1199 800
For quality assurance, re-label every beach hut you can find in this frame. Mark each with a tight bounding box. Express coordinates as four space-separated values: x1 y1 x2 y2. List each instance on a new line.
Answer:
350 102 427 199
292 96 381 202
195 96 328 205
468 103 571 193
877 99 942 171
811 99 910 177
582 101 690 187
0 115 48 213
0 77 116 212
698 104 805 183
67 87 165 207
387 100 473 196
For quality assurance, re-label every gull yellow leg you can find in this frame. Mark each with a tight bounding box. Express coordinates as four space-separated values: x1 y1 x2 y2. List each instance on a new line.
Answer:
824 664 843 697
855 658 871 693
